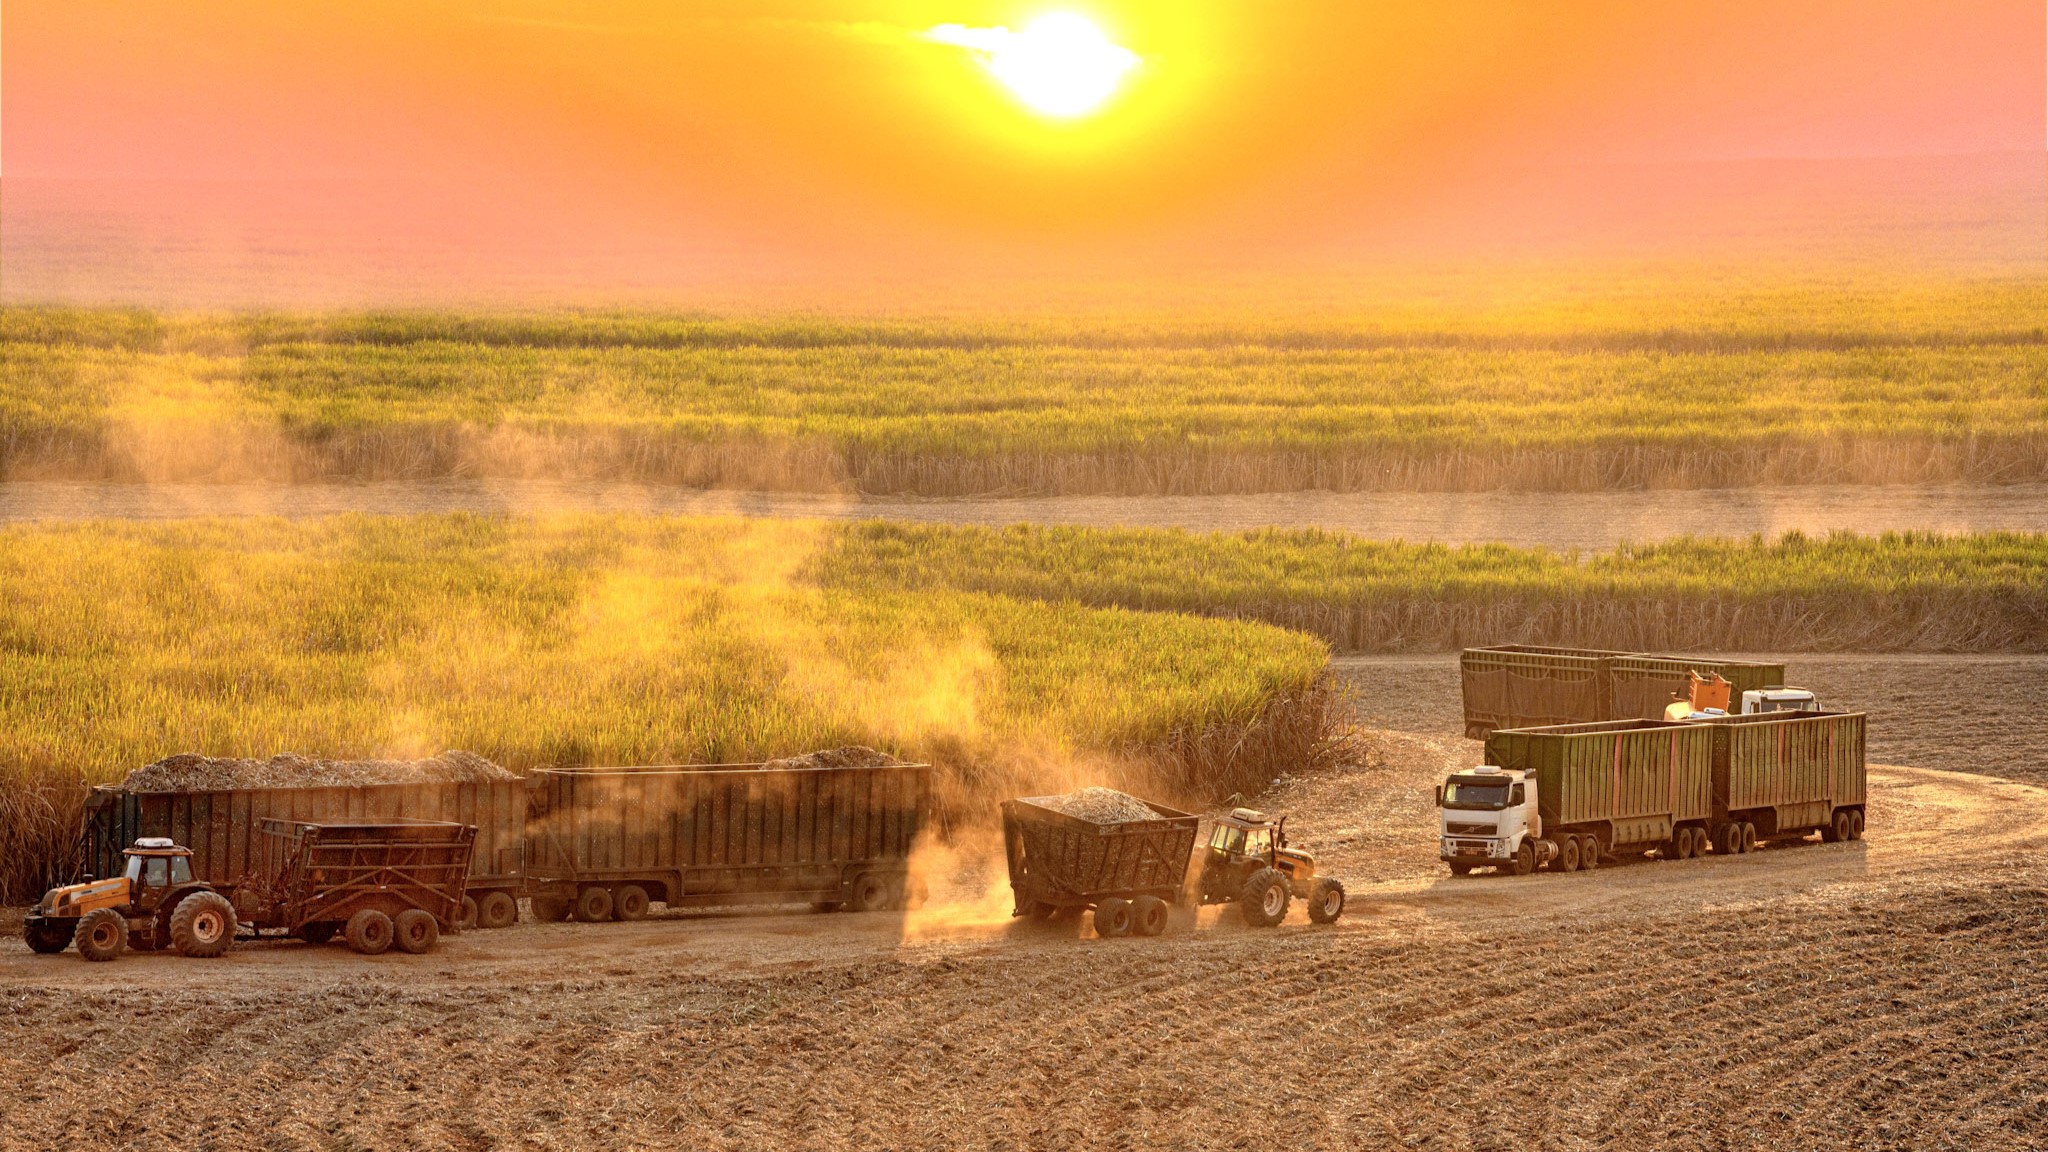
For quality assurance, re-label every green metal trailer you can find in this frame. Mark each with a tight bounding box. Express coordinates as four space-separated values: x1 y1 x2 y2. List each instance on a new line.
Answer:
1695 710 1867 851
1482 719 1715 857
1461 645 1790 738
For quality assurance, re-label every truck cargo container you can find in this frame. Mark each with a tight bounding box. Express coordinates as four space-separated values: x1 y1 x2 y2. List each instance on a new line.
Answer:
1695 710 1867 852
1460 645 1797 738
523 761 934 923
1001 795 1200 937
78 779 529 930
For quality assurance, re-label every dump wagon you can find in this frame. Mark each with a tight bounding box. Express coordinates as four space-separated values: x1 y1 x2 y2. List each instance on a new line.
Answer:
523 761 935 923
235 818 476 954
1001 795 1200 937
78 778 528 930
1439 719 1714 875
1460 645 1798 738
1693 710 1867 853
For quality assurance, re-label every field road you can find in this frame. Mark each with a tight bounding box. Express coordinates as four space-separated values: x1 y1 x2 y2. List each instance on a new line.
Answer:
6 479 2047 551
4 742 2044 1151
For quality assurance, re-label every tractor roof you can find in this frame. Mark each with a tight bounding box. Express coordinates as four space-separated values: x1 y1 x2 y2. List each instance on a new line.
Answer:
1219 807 1272 828
123 837 192 856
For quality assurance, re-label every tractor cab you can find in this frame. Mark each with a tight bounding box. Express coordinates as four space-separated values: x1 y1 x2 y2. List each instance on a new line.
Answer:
120 838 198 912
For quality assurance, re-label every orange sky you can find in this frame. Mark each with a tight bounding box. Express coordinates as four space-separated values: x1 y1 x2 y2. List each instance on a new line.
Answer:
4 1 2042 301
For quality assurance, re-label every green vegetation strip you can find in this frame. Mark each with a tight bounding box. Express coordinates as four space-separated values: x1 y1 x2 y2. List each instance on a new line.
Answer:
6 281 2045 492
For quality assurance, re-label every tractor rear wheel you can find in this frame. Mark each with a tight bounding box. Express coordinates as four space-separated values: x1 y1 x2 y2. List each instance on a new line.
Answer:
300 922 339 945
477 891 519 930
25 922 73 954
613 885 650 922
1577 837 1599 870
170 892 237 958
75 908 126 962
574 887 615 923
847 872 891 913
1093 897 1133 938
393 909 439 954
1240 868 1291 927
1307 877 1346 924
346 909 395 955
456 896 479 931
1130 895 1169 936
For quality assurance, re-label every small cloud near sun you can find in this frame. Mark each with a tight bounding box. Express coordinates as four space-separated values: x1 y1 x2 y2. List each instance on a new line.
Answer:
926 13 1140 118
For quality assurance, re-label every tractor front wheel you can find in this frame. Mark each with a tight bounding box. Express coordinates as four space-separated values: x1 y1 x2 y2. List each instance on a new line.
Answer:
346 909 395 955
1240 868 1291 927
76 908 127 962
24 921 74 955
170 892 237 958
1307 877 1346 924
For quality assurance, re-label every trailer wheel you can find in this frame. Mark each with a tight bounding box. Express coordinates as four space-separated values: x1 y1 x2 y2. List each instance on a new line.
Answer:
1848 810 1865 840
393 909 439 954
1823 812 1845 843
1307 877 1346 924
1577 837 1599 871
614 885 650 922
847 873 891 913
300 922 339 945
1240 868 1292 926
346 909 395 955
574 887 615 923
1130 895 1170 936
477 891 519 930
169 892 237 958
75 908 126 962
456 896 479 931
1555 837 1580 873
1094 898 1134 938
530 895 573 923
1739 823 1757 854
1715 824 1740 856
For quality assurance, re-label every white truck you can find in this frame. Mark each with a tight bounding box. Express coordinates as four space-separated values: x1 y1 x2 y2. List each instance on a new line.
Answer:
1436 765 1564 876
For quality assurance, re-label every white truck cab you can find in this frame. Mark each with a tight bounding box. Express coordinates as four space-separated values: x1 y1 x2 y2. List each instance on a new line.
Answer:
1741 687 1819 714
1437 765 1555 876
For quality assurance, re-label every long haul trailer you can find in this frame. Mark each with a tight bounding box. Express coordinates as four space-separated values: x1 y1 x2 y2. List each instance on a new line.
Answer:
1438 710 1866 875
1459 645 1792 739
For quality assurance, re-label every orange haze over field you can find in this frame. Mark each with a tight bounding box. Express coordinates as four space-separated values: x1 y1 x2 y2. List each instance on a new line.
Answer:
3 1 2042 304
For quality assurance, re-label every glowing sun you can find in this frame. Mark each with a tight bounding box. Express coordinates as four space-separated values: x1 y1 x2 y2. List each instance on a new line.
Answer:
929 13 1140 118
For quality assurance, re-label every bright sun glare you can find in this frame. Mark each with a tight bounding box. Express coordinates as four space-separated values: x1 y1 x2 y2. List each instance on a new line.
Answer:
929 13 1140 118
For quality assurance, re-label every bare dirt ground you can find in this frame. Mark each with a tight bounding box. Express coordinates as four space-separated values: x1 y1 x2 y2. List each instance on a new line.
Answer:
4 736 2044 1151
6 480 2046 551
1340 652 2048 786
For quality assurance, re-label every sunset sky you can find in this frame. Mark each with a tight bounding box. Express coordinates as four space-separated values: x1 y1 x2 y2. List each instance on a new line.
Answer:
4 1 2042 302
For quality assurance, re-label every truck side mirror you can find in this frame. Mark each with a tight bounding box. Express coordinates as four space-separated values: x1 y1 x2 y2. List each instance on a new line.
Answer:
1434 786 1444 807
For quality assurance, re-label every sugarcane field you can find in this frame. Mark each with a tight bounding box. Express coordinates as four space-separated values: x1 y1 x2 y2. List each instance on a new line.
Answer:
5 4 2046 1150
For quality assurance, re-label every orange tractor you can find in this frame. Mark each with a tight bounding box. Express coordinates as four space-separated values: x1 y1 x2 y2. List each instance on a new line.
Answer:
23 838 236 961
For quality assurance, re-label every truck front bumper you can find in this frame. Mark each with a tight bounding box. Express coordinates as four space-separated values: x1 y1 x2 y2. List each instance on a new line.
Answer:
1440 837 1511 863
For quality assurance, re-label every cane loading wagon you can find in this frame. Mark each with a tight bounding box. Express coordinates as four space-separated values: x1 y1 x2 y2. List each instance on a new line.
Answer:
522 760 936 922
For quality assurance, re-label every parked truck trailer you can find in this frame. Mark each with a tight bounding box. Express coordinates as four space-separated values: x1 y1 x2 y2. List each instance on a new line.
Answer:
1460 645 1802 739
523 760 935 923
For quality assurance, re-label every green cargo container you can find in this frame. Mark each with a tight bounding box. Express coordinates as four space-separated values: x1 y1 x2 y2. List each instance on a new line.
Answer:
1483 719 1714 851
1698 710 1865 838
1461 645 1791 737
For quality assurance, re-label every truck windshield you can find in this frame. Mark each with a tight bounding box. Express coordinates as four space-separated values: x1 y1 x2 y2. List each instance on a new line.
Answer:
1442 780 1512 810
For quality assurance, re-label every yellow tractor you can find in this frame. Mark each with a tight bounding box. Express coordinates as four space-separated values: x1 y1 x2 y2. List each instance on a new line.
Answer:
1195 808 1347 927
23 838 237 961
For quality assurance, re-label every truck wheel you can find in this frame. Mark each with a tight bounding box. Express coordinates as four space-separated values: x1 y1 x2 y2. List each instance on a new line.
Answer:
1130 895 1170 936
477 891 519 930
574 887 615 923
1307 877 1346 924
1556 837 1580 873
614 885 650 922
25 922 75 955
1447 862 1473 877
75 908 127 962
1823 812 1845 843
300 922 339 945
847 873 891 913
1577 837 1598 871
1509 842 1535 877
1716 824 1740 856
1093 898 1134 938
456 896 479 931
169 892 237 958
346 909 394 955
1848 810 1865 840
393 909 439 954
1240 868 1291 926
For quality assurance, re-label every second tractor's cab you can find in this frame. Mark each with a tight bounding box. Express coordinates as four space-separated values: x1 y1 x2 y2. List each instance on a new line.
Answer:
1196 808 1346 927
1437 766 1558 876
23 838 238 962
